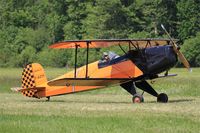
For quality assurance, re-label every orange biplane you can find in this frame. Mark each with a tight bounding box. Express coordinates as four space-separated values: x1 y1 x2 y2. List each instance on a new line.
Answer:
13 25 191 103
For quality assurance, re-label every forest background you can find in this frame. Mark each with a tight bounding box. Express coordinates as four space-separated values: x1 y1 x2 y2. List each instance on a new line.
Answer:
0 0 199 68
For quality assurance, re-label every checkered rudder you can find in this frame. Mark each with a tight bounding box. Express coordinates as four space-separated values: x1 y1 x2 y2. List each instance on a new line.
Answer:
22 89 37 97
21 63 47 98
22 64 36 89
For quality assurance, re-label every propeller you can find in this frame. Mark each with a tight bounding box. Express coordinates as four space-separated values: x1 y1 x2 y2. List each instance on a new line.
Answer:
161 24 191 72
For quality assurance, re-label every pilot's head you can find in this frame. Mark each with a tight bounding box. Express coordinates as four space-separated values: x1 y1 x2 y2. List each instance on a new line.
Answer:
103 52 109 61
103 52 108 57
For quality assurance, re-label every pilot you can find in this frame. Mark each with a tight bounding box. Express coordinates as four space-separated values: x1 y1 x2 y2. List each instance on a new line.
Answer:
101 52 110 63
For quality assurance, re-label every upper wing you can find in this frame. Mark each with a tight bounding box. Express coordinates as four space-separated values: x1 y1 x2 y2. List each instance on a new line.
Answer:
47 78 135 86
49 39 178 49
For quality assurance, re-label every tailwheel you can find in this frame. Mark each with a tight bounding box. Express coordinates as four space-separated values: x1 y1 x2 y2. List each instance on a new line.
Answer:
157 93 168 103
46 96 50 101
132 94 144 103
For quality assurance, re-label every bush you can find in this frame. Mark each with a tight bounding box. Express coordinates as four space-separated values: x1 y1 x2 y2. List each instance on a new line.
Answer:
181 32 200 67
19 46 37 67
37 48 72 67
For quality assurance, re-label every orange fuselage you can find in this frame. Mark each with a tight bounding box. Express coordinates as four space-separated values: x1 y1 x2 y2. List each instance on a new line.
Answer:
35 59 143 98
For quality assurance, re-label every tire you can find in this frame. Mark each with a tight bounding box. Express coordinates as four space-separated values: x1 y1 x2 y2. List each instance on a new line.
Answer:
132 94 144 103
157 93 168 103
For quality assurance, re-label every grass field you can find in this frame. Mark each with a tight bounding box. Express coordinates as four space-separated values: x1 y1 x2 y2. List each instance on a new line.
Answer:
0 68 200 133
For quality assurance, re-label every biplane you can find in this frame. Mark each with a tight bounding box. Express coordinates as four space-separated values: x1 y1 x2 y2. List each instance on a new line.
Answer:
13 25 191 103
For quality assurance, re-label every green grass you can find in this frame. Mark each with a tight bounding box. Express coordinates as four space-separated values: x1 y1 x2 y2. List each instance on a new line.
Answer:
0 68 200 133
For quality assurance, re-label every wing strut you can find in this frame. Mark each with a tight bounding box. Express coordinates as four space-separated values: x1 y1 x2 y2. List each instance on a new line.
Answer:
118 44 127 55
85 41 89 78
74 41 90 78
74 44 78 78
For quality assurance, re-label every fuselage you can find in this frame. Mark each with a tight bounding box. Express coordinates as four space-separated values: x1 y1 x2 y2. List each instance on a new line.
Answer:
128 45 178 76
55 45 177 80
35 45 178 98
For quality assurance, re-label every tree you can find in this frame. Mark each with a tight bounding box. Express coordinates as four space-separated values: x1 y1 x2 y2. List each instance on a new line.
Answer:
63 0 88 40
19 46 37 67
0 26 19 67
0 0 199 67
177 0 200 41
14 27 51 52
83 0 143 39
138 0 178 37
182 32 200 67
37 48 72 67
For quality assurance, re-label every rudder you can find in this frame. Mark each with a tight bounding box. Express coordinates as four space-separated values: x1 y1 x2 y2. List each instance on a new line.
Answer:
22 63 47 89
21 63 47 97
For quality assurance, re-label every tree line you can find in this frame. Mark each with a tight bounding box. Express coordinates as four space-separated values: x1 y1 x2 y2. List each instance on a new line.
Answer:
0 0 199 67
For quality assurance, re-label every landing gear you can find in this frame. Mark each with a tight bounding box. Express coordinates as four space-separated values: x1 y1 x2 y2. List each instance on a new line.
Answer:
157 93 168 103
46 96 50 101
132 94 144 103
121 80 169 103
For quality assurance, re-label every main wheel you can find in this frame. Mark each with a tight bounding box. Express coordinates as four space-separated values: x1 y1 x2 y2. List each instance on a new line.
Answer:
132 94 144 103
157 93 168 103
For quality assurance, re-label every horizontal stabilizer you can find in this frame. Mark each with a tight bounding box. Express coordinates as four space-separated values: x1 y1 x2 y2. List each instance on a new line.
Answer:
11 87 45 92
10 87 23 92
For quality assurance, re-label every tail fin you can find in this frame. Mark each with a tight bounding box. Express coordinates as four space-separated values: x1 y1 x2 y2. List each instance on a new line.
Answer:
22 63 47 89
21 63 47 98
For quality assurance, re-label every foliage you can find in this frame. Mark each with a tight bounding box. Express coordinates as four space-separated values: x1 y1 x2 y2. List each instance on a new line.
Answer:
0 0 199 67
177 0 200 41
182 32 200 67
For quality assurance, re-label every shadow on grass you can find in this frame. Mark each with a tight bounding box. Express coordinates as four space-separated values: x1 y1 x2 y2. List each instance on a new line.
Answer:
145 98 194 103
20 99 66 103
20 97 195 104
21 99 131 104
168 99 194 103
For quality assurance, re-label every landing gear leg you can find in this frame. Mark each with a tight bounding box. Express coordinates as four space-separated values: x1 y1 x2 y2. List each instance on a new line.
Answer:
46 96 50 101
120 81 144 103
135 80 168 103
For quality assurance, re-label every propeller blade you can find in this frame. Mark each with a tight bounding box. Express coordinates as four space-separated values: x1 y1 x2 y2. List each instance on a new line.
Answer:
161 24 191 71
176 49 191 71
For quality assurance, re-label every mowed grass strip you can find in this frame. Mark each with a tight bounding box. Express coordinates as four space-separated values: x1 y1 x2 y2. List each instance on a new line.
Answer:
0 113 199 133
1 93 200 133
0 96 200 133
0 68 200 132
